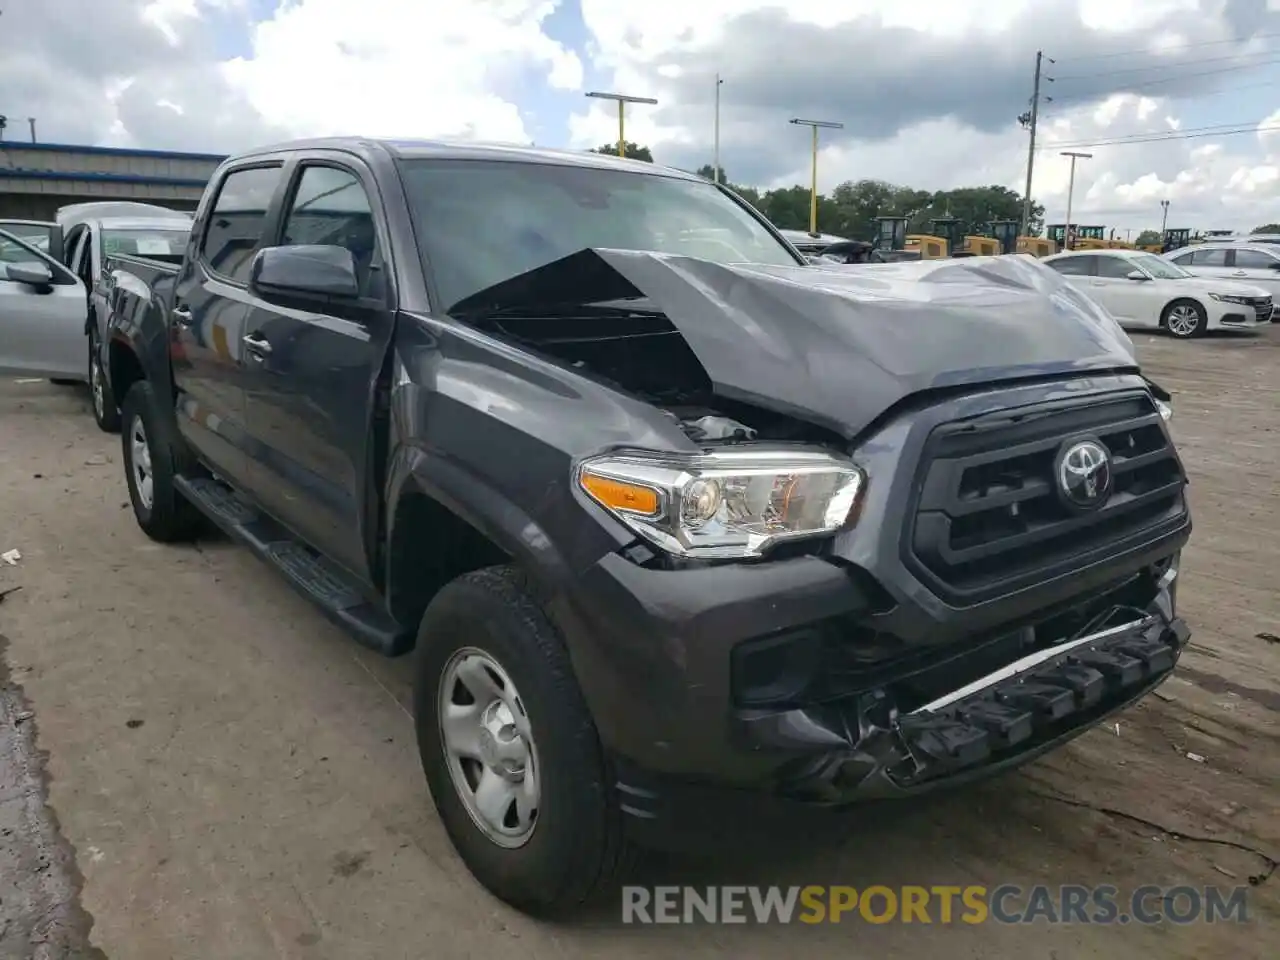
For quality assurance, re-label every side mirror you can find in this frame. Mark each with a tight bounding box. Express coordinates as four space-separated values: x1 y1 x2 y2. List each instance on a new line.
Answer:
7 261 55 289
1125 269 1149 281
249 244 360 300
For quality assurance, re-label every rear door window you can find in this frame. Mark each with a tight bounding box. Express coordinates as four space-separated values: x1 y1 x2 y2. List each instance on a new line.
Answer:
1048 256 1095 276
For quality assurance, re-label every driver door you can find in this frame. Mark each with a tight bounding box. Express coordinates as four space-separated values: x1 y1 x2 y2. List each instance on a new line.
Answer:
0 230 88 378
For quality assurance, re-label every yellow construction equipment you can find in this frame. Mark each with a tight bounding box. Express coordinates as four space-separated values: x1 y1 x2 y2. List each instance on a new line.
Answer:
1016 237 1055 257
962 235 999 256
905 234 948 258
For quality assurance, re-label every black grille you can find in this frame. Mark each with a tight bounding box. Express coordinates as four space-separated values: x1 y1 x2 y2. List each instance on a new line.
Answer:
1253 297 1273 324
906 392 1187 604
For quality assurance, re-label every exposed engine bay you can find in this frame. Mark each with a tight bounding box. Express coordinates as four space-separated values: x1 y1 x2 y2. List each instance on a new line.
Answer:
470 304 845 447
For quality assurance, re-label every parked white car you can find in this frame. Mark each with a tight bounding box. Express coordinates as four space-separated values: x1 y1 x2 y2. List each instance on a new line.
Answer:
1042 249 1272 338
1163 242 1280 319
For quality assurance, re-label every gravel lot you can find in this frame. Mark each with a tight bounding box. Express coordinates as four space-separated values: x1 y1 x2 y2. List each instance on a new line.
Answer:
1 328 1276 959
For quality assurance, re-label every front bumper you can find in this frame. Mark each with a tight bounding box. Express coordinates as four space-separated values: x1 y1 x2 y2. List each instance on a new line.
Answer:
594 567 1186 846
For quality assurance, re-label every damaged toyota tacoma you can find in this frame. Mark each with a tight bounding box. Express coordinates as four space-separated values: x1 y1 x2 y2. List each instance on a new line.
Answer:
102 138 1192 917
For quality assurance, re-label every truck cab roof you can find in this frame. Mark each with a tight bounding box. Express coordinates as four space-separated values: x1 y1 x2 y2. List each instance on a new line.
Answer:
231 136 703 181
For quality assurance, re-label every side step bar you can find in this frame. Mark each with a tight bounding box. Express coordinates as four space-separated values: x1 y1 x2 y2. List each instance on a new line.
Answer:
175 475 413 656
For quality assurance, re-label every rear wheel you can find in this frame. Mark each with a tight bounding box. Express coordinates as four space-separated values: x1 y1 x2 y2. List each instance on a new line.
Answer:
1162 298 1207 338
88 330 121 433
413 566 629 917
120 380 202 542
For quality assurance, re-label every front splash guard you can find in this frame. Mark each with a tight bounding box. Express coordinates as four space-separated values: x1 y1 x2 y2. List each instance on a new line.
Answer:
742 575 1189 804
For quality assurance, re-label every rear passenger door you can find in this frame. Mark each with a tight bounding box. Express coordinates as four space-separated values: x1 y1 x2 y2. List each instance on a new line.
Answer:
171 162 286 483
239 158 395 583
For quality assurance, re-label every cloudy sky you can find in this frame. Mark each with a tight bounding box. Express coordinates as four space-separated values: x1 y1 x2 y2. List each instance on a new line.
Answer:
4 0 1280 233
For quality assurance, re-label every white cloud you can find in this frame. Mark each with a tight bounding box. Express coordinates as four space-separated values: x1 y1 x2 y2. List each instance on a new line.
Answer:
223 0 582 145
9 0 1280 234
571 0 1280 233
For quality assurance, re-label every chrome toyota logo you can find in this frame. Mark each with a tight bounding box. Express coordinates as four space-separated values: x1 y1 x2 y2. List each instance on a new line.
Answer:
1056 438 1112 509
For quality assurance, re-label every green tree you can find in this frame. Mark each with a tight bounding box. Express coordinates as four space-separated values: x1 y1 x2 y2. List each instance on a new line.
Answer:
755 185 839 232
915 186 1043 238
1252 223 1280 234
695 163 729 183
1135 230 1162 245
809 180 934 240
589 141 653 162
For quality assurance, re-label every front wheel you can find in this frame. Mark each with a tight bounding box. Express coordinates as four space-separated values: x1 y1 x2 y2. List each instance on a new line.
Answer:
88 331 121 433
1162 298 1207 338
413 566 630 917
120 380 202 542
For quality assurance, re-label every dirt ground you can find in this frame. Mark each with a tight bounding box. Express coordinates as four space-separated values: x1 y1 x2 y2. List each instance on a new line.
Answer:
1 328 1276 959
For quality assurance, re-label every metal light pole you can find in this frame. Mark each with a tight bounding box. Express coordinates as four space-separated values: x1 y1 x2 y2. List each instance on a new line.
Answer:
1061 151 1092 250
790 118 844 235
713 74 723 183
585 91 657 161
1160 199 1170 236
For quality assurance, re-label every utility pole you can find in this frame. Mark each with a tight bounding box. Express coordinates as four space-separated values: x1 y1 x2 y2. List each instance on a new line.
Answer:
585 91 658 161
1061 151 1092 250
789 117 843 235
1160 199 1170 236
1019 50 1054 237
27 117 36 143
713 73 723 183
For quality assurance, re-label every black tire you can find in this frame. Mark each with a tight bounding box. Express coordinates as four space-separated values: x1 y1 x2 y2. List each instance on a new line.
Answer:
88 330 121 433
413 565 630 917
1161 298 1207 339
120 380 202 542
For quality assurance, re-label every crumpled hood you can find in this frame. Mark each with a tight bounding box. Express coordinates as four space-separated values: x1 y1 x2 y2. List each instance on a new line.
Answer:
450 250 1141 439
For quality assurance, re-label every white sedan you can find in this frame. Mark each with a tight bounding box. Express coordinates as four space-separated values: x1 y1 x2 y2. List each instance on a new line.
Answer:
1042 248 1272 338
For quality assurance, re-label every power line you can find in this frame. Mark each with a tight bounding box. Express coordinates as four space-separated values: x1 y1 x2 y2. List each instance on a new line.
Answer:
1040 75 1280 119
1039 122 1280 151
1049 54 1280 106
1051 30 1280 64
1053 47 1280 80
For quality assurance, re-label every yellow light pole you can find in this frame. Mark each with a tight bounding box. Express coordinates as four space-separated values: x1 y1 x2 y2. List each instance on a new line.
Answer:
790 118 843 235
585 91 658 160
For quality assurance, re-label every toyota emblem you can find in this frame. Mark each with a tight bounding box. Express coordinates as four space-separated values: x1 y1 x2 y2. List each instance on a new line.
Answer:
1056 438 1112 510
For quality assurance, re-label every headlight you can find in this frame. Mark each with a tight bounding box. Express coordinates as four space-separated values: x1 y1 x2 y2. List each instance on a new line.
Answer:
1156 399 1172 422
577 449 866 559
1209 293 1251 304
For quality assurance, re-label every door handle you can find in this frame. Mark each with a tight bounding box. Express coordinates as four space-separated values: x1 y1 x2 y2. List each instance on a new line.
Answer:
243 333 272 357
1231 271 1248 277
171 306 194 326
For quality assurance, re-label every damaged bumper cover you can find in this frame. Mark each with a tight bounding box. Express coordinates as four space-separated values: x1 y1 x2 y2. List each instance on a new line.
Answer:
740 569 1188 804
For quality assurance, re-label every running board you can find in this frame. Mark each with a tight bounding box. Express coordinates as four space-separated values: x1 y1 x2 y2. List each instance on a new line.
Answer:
174 475 413 657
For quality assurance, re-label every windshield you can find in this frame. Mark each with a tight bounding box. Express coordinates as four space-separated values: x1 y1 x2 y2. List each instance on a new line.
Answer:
102 228 189 260
1134 253 1191 279
397 159 801 310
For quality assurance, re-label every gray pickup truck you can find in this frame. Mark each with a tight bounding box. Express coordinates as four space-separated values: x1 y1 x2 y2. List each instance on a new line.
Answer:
89 137 1190 917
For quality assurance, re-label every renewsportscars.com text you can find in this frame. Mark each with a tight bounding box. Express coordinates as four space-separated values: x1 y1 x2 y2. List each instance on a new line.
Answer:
621 884 1251 925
